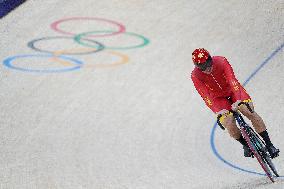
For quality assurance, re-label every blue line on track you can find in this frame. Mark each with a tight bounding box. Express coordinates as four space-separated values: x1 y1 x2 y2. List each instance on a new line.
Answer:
210 42 284 177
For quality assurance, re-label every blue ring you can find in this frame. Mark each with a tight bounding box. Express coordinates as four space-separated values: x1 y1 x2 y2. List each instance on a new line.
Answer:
210 42 284 177
3 54 83 73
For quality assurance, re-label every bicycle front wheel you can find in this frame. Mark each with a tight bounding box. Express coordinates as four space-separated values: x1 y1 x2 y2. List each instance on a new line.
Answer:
248 127 279 177
241 127 275 182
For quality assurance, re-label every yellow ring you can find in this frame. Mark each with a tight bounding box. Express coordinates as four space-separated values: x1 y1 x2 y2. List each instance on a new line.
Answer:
90 51 129 68
50 49 130 68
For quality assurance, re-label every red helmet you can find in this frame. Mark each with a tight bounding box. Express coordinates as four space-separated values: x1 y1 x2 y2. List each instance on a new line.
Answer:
192 48 212 71
192 48 210 64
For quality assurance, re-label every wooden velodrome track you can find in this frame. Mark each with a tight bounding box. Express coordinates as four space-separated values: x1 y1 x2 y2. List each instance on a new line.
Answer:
0 0 283 188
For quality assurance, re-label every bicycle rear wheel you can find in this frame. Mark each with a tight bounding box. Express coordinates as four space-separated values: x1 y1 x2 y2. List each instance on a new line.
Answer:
241 127 275 182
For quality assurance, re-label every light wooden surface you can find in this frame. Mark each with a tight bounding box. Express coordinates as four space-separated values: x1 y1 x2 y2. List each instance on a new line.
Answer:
0 0 283 188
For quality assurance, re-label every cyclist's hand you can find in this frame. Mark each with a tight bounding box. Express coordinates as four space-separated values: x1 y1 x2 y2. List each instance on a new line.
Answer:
232 100 242 111
216 109 229 116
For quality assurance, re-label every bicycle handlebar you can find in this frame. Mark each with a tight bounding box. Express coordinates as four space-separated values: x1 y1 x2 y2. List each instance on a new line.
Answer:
217 102 254 130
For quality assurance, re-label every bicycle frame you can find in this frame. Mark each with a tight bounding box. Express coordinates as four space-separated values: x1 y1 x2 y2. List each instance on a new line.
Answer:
233 111 265 151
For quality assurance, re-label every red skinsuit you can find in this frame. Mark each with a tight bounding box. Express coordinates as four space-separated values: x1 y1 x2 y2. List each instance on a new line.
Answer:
191 56 250 113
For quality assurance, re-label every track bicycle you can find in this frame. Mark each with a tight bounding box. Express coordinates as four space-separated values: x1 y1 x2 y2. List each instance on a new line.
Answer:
217 102 279 183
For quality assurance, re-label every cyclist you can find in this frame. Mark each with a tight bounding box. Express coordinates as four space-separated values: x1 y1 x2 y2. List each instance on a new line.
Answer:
190 48 280 158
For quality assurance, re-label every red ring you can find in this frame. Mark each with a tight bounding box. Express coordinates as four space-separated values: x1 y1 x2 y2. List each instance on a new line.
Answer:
50 17 126 37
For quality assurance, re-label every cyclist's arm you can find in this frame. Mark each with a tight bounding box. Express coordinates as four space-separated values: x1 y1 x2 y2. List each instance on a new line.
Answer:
191 74 218 113
223 58 242 101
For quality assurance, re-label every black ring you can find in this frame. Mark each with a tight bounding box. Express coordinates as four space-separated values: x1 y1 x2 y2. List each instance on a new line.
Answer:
27 36 105 55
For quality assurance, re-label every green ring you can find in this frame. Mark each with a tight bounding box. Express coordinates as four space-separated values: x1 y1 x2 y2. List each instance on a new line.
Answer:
74 31 150 50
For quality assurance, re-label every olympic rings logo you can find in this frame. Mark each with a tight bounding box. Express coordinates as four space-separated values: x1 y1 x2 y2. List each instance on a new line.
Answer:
2 17 150 73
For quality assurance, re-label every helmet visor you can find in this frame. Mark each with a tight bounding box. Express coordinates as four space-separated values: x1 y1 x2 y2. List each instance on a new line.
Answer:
194 56 212 71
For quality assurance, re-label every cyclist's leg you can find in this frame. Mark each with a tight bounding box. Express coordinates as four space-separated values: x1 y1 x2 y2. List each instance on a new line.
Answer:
216 102 253 157
214 97 241 139
231 86 266 133
220 112 241 139
216 98 252 157
238 100 266 133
